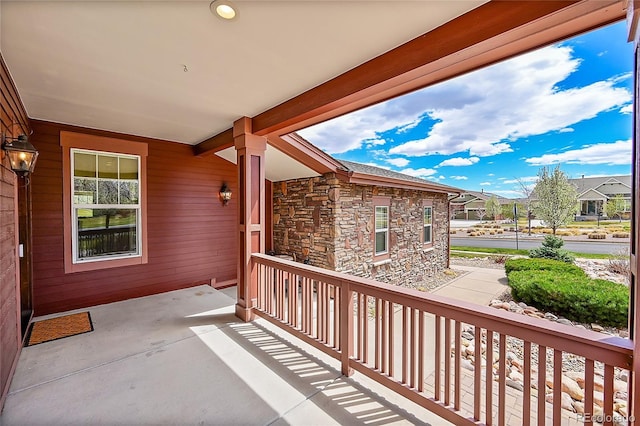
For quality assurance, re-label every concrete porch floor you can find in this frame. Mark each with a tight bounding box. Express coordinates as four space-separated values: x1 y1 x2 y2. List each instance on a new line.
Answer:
0 285 451 425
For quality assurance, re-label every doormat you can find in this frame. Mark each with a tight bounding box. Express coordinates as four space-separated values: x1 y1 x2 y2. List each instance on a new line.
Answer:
26 312 93 346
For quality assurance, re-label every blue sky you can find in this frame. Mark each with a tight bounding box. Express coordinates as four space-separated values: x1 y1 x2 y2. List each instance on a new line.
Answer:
299 22 633 198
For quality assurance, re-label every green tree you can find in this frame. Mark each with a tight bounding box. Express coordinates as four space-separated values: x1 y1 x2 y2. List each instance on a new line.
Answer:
605 194 627 222
532 166 578 235
485 196 502 220
502 202 523 222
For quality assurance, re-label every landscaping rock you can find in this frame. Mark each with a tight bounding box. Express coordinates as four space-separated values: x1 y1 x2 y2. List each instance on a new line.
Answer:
506 379 524 392
561 376 584 401
557 318 573 326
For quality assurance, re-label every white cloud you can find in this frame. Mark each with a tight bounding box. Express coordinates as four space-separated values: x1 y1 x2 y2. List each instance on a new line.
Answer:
480 182 492 186
450 175 468 180
620 104 633 114
385 157 410 167
525 140 631 166
399 167 437 178
558 127 574 133
436 157 480 167
385 45 630 157
438 175 445 180
487 173 494 177
502 176 538 184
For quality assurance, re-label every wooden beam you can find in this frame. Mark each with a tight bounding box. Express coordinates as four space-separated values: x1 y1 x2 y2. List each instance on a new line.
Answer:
193 128 233 156
195 0 624 155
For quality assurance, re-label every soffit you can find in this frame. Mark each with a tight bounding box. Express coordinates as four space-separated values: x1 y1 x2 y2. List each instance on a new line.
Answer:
0 0 485 145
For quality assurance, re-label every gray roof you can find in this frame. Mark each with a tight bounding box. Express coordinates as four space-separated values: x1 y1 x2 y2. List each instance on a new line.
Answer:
338 160 461 193
569 175 631 194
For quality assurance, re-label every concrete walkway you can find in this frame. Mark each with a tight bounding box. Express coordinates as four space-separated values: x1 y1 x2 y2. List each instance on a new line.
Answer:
432 265 508 305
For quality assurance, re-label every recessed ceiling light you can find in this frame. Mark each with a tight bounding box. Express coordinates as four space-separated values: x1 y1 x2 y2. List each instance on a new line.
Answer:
210 1 238 20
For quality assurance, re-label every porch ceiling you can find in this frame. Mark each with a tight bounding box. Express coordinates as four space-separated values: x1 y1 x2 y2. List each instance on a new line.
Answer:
0 0 485 145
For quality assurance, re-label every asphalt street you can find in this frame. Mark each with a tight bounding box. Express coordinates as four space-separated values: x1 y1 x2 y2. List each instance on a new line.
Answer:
451 236 629 254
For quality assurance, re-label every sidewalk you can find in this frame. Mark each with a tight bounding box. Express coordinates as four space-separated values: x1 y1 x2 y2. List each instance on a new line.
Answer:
431 265 508 305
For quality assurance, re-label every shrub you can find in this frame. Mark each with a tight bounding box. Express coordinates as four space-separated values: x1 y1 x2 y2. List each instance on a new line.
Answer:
529 235 575 263
588 233 607 239
556 230 572 236
505 258 584 275
450 230 457 234
612 232 630 238
507 270 628 327
608 247 630 280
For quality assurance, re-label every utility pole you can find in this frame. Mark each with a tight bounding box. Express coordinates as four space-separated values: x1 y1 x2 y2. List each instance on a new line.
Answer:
514 202 519 250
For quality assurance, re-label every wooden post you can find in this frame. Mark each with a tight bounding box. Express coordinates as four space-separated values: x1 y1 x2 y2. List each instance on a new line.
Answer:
234 117 267 322
628 1 640 423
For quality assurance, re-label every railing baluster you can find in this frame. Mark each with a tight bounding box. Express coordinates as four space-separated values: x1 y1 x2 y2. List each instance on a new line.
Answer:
454 321 461 410
382 300 388 374
553 349 562 424
357 293 363 360
523 341 531 426
402 306 408 384
418 310 424 393
445 318 451 407
537 345 546 426
410 308 416 389
389 302 395 378
375 298 380 371
435 315 441 401
604 364 614 426
584 358 594 426
486 330 494 425
334 286 340 349
475 325 482 421
498 333 506 426
363 295 369 365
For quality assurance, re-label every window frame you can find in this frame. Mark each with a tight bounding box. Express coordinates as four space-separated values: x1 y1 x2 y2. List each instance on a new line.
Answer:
61 131 148 273
372 196 391 262
423 202 433 248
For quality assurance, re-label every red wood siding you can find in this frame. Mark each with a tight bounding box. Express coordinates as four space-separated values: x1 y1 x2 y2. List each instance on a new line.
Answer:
30 120 238 315
0 53 28 410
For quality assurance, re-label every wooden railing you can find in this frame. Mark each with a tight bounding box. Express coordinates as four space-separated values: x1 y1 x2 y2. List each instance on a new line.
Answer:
251 253 633 425
78 226 136 258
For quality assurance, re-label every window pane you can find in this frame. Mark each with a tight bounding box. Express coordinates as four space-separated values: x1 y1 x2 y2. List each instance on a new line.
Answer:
77 208 138 260
424 207 432 225
74 152 96 178
98 180 119 204
119 181 139 204
424 225 432 244
375 207 388 230
74 178 96 204
98 155 118 179
119 157 138 180
375 231 387 254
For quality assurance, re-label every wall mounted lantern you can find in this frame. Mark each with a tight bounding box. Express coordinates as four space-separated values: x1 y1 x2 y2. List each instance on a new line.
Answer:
219 183 232 205
2 134 39 177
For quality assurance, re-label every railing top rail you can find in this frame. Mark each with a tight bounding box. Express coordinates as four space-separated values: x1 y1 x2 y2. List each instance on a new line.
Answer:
252 253 633 368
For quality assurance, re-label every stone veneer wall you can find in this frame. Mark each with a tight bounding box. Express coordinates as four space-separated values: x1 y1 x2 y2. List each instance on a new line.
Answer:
273 173 450 289
272 174 340 269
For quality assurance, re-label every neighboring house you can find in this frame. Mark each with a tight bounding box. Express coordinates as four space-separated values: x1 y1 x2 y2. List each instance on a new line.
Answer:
569 175 632 220
272 152 460 288
449 190 511 220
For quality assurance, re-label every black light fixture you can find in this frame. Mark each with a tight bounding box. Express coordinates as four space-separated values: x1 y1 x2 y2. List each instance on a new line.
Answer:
219 183 232 205
2 134 39 177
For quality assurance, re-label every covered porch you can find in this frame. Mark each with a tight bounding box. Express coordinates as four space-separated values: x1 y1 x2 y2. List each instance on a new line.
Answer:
1 0 639 424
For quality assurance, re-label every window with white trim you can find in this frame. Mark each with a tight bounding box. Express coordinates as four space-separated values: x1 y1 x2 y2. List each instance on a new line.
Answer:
375 206 389 255
71 149 141 263
423 206 433 245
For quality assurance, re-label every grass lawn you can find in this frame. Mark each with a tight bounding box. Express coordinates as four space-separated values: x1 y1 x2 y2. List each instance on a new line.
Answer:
450 245 610 259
